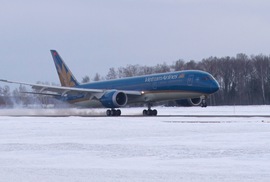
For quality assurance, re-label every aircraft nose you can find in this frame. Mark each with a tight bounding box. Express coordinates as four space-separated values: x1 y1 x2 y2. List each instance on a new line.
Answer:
212 80 220 93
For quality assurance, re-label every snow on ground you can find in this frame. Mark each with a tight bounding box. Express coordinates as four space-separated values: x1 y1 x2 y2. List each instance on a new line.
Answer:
0 105 270 116
0 106 269 181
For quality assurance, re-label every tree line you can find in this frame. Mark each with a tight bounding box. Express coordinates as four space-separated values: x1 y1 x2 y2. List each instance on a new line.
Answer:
1 53 270 107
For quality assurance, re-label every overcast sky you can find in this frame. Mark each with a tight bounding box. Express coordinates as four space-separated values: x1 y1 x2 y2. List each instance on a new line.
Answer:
1 0 270 84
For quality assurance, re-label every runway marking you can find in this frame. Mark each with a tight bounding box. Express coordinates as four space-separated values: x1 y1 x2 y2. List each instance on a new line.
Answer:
163 121 228 123
1 115 270 118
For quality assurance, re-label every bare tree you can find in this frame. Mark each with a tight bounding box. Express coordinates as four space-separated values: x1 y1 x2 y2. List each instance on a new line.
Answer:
141 66 155 75
252 55 269 104
93 73 101 81
173 59 185 71
0 85 12 107
106 67 118 80
118 64 141 78
82 75 90 83
154 63 170 73
184 60 197 70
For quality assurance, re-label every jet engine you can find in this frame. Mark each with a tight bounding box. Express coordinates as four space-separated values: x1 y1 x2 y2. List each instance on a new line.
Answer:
100 91 128 108
175 98 202 106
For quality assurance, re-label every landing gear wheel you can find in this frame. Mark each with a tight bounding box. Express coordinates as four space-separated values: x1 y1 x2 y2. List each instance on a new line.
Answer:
142 108 158 116
116 109 121 116
147 109 152 116
201 99 207 107
152 109 157 116
143 109 147 116
106 110 112 116
106 109 121 116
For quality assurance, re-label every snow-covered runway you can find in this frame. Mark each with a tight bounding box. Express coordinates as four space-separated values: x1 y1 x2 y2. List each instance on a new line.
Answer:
0 106 269 181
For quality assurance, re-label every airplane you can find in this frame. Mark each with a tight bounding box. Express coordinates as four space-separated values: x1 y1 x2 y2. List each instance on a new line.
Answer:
0 50 220 116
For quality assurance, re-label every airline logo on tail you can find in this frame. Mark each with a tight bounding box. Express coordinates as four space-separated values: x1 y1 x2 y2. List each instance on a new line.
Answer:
51 50 79 87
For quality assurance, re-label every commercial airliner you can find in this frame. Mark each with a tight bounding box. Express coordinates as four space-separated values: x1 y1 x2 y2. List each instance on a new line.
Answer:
0 50 220 116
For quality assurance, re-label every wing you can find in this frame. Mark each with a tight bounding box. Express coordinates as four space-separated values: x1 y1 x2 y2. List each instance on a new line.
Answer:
0 79 142 97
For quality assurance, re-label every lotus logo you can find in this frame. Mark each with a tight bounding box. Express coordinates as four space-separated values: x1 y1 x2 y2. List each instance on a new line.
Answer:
179 73 185 78
56 63 76 87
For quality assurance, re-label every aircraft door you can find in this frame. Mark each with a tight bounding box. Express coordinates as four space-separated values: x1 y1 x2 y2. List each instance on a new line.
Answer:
187 75 194 86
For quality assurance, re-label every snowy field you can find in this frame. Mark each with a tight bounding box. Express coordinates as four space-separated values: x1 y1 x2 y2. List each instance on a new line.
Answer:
0 106 270 182
0 105 270 116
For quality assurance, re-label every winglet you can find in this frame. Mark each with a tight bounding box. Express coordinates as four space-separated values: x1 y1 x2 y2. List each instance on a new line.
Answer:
50 50 79 87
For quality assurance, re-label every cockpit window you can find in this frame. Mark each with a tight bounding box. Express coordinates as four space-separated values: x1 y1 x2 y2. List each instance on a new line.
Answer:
202 76 213 81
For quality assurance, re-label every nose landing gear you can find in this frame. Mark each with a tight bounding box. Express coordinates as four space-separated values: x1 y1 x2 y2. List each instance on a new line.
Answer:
201 96 207 107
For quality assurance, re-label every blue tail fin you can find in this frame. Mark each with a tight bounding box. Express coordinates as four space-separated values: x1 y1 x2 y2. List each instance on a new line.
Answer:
50 50 79 87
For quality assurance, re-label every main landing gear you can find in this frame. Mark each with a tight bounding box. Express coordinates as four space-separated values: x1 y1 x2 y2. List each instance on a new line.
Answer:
201 98 207 107
143 103 158 116
106 109 121 116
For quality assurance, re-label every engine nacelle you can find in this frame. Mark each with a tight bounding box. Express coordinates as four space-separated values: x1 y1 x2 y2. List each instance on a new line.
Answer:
175 98 202 106
100 91 128 108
